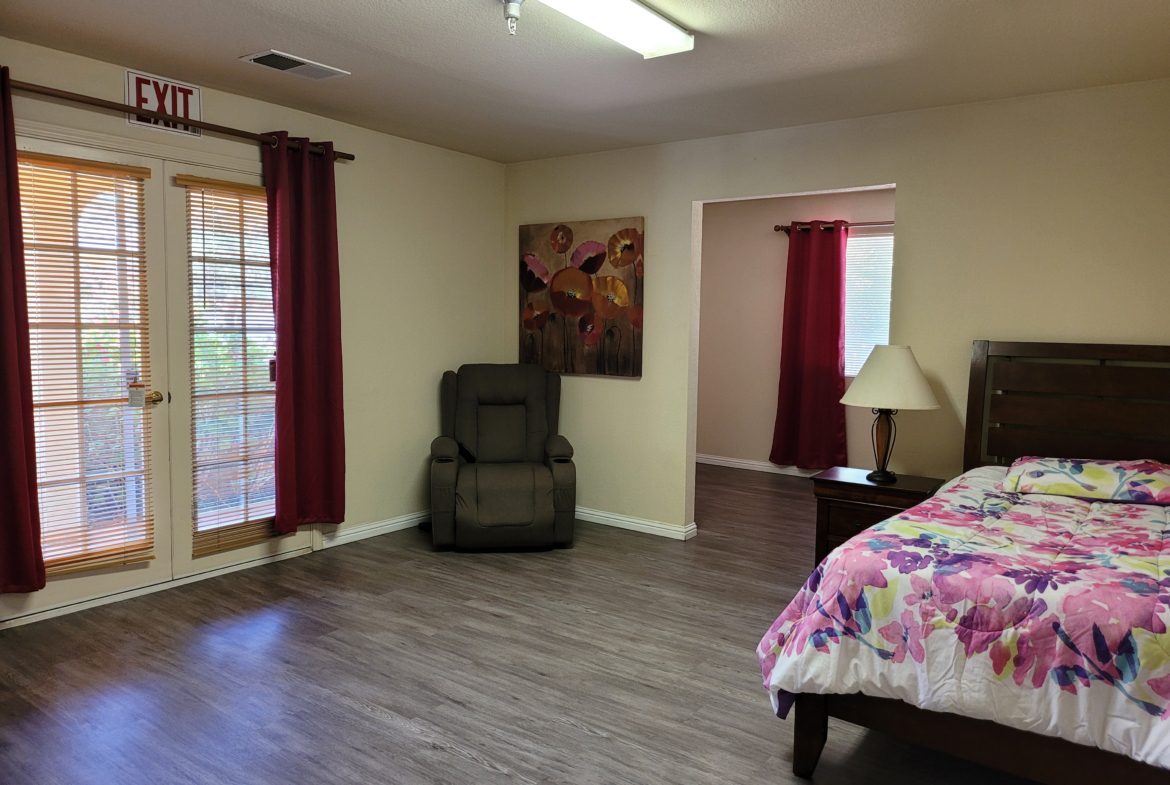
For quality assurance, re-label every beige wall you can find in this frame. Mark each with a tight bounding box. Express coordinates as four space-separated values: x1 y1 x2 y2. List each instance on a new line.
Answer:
2 36 511 531
507 77 1170 531
1 37 510 620
7 35 1170 551
698 189 895 469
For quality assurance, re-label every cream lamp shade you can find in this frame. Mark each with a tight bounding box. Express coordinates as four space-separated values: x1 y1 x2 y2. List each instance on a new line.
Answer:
840 345 940 411
840 344 937 484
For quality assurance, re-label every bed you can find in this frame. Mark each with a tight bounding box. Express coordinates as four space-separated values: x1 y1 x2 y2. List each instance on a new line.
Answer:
758 340 1170 784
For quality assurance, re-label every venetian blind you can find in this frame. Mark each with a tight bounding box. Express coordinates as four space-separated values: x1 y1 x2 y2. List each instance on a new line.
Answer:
180 175 278 557
844 230 894 376
18 152 155 575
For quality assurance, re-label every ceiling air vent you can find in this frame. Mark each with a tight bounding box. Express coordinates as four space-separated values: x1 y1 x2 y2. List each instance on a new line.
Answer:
240 50 350 80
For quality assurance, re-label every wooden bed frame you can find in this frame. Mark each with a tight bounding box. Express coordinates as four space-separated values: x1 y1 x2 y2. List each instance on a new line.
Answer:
791 340 1170 784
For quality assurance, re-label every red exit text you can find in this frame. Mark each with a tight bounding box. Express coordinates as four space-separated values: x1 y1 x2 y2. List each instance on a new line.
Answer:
125 70 202 137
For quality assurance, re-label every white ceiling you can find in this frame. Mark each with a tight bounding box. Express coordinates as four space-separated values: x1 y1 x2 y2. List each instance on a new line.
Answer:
3 0 1170 163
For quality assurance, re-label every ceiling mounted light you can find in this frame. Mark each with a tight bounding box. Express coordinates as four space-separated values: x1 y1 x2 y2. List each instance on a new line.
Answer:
502 1 524 36
538 0 694 59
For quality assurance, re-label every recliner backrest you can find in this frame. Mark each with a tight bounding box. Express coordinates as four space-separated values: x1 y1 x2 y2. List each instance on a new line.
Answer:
443 364 559 463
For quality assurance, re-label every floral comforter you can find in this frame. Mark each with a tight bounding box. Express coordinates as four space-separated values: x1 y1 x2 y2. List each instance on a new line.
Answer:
757 466 1170 769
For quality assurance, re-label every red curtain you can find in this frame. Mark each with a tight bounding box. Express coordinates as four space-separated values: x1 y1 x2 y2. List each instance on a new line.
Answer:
769 220 848 470
262 132 345 534
0 67 46 592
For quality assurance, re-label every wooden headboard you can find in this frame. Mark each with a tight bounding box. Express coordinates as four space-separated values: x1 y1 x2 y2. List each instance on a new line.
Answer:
963 340 1170 471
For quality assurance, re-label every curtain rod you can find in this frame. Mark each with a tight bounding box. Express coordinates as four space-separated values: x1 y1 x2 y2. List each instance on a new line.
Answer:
774 220 893 233
11 79 356 162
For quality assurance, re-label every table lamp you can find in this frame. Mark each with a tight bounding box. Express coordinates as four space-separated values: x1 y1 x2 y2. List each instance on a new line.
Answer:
840 345 939 484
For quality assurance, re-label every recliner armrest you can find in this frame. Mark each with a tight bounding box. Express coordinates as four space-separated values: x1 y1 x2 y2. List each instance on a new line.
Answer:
545 435 574 462
431 436 459 462
430 441 459 549
546 435 575 548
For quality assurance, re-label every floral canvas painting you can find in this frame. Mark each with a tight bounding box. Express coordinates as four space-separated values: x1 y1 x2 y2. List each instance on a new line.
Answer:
519 217 644 377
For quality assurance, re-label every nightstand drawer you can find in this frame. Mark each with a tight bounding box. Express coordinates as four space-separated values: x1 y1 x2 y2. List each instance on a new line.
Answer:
811 468 945 566
824 500 898 539
816 482 930 509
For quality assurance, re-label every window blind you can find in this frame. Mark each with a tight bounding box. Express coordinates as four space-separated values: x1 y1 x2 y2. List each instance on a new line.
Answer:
18 153 155 575
844 231 894 377
181 176 278 557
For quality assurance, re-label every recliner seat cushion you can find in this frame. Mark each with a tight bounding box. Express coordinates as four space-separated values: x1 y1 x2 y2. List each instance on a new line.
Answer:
455 463 555 528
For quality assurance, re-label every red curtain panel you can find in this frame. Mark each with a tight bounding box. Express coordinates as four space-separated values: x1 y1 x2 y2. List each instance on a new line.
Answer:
0 67 46 592
769 220 849 470
262 132 346 534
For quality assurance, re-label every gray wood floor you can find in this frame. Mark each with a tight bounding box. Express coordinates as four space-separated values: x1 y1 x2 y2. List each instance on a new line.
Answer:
0 465 1022 785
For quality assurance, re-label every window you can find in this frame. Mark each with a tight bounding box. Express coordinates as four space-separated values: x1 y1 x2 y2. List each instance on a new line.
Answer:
19 152 155 574
843 230 894 376
180 176 276 557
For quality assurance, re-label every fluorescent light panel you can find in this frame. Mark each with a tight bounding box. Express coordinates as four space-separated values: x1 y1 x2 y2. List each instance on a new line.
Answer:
538 0 694 59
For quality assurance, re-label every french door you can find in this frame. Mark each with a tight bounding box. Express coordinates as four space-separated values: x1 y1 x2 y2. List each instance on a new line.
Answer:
163 160 309 579
2 139 309 620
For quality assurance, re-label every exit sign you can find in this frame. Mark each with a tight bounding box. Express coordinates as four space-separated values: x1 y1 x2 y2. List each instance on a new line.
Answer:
125 70 202 136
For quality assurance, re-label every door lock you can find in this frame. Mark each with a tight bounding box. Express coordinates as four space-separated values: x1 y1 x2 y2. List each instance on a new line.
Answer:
146 390 165 405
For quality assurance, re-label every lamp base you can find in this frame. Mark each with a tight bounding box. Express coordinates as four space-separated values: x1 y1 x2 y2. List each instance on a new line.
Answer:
868 408 898 485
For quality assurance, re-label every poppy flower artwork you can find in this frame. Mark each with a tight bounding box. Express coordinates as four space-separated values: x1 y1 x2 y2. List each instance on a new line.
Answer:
518 216 644 377
521 304 549 331
520 253 550 292
549 224 573 254
549 268 593 316
570 240 607 275
591 276 629 320
607 228 642 269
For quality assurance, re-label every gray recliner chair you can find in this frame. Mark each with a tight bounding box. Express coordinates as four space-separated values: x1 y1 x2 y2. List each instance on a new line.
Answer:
429 364 575 549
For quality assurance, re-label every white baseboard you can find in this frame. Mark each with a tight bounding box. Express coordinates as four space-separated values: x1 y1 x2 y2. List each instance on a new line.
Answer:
319 511 428 549
696 453 818 478
329 507 699 543
576 506 697 541
0 548 311 631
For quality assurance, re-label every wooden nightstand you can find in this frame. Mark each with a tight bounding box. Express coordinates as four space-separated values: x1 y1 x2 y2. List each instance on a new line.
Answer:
812 467 944 564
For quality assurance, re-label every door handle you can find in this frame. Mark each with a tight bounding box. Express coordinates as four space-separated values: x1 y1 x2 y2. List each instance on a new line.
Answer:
146 390 165 405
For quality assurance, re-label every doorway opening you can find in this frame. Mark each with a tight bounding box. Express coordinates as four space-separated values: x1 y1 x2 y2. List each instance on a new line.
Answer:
687 185 896 532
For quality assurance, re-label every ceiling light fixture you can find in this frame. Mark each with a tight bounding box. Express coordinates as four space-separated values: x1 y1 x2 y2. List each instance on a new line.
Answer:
538 0 694 58
502 1 524 36
500 0 694 59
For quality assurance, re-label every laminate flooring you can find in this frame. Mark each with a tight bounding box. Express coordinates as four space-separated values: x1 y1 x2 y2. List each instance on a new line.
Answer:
0 465 1024 785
